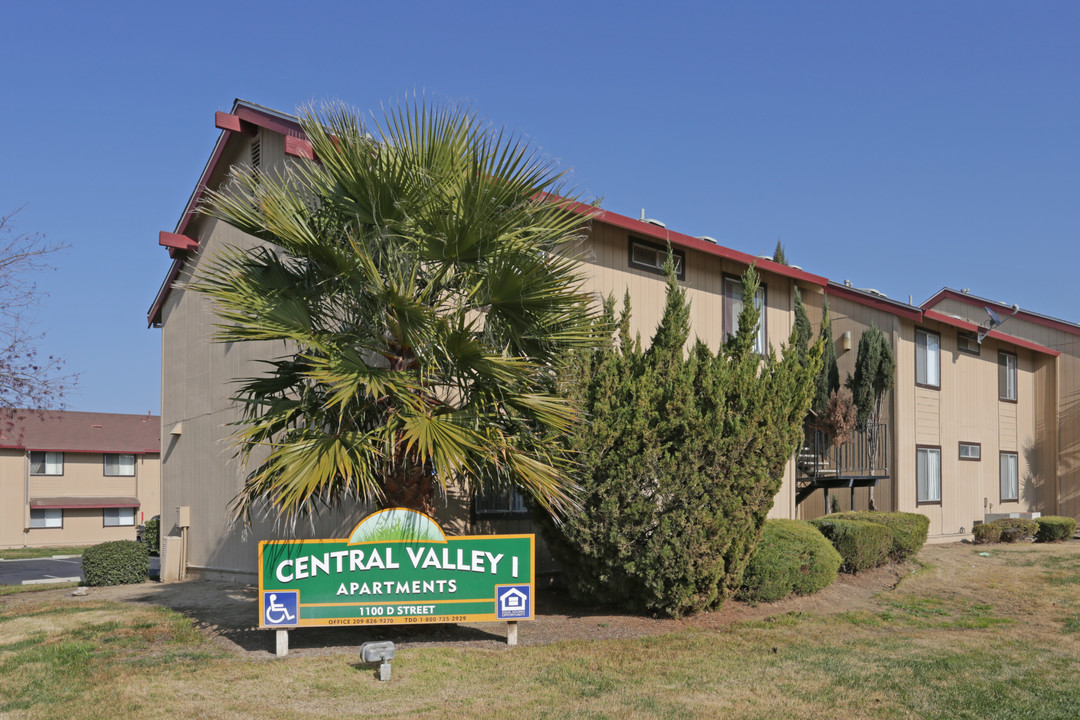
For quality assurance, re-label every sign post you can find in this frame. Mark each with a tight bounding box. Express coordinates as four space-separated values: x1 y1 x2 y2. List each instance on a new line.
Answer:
258 508 534 653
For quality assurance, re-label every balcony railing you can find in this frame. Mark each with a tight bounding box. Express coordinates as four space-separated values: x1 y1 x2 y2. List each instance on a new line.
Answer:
795 422 889 505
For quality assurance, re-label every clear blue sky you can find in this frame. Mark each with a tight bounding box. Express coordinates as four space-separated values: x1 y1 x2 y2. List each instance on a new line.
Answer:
2 1 1077 414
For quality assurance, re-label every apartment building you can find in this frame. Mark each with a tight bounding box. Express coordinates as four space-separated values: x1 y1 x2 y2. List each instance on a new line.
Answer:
0 410 161 548
148 100 1074 580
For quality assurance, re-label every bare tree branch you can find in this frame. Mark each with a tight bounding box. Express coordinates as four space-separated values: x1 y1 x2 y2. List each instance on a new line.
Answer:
0 207 77 411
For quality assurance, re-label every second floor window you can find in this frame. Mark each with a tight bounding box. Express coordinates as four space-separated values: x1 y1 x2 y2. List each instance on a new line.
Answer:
999 351 1017 401
915 329 940 388
723 276 766 354
104 454 136 477
30 451 63 476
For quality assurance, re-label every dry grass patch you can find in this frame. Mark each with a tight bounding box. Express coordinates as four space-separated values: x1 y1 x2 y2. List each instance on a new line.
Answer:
3 542 1080 719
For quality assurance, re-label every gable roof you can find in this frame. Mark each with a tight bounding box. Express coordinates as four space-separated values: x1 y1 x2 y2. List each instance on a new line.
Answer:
148 100 828 326
0 410 160 454
922 288 1080 339
922 309 1060 357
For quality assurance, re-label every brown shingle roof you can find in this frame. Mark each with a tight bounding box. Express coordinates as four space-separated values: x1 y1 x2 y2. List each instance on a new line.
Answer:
0 410 160 454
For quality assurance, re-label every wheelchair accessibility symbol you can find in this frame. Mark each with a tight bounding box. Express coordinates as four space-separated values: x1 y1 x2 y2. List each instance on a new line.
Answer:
263 591 299 626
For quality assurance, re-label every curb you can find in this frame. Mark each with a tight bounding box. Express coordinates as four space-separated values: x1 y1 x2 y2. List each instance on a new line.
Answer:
20 577 82 586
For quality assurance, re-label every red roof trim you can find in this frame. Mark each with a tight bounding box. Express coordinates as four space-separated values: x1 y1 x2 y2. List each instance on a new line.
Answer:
824 283 924 321
558 200 828 287
284 135 315 159
159 231 199 259
214 111 257 136
922 310 1060 357
923 289 1080 339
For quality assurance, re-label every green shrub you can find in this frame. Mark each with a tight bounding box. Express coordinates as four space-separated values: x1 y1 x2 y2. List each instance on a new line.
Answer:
142 516 160 555
1035 516 1077 543
829 511 929 560
537 264 821 617
810 518 891 573
995 518 1038 543
82 540 149 586
739 520 841 603
972 523 1002 544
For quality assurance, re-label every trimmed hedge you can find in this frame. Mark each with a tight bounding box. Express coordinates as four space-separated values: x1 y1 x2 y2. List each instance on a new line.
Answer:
972 523 1002 544
810 518 892 573
738 520 842 603
82 540 149 586
143 516 160 555
996 518 1038 543
828 511 929 561
1035 516 1077 543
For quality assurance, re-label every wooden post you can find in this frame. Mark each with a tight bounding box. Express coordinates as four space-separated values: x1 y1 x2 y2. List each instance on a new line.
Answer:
276 629 289 657
506 621 518 647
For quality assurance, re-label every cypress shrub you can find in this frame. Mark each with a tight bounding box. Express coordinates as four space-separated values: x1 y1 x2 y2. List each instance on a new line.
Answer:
829 511 929 560
143 516 160 555
810 518 891 572
972 523 1002 544
82 540 149 586
738 520 841 603
995 518 1038 543
1035 516 1077 543
538 263 822 617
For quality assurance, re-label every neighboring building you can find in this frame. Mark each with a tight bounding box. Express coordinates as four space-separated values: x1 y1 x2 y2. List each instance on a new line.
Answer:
148 99 1076 581
0 410 161 549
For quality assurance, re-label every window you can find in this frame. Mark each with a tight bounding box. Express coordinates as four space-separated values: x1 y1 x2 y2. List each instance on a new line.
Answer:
104 454 136 476
723 275 767 354
999 351 1017 402
957 331 980 355
29 509 62 529
917 446 941 504
959 442 981 461
29 451 63 476
474 488 529 517
915 329 940 388
104 507 136 527
1000 452 1019 502
628 238 685 280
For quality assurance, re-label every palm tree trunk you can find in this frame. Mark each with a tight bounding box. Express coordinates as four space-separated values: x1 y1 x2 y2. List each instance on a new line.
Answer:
382 458 436 516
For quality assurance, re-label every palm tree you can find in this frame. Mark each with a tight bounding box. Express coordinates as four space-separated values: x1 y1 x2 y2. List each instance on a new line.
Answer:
193 100 605 525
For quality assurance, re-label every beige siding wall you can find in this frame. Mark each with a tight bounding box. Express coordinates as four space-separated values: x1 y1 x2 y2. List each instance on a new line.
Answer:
0 451 25 548
932 297 1077 520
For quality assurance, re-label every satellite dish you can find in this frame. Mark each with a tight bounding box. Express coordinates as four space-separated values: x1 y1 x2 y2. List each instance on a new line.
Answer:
985 306 1002 326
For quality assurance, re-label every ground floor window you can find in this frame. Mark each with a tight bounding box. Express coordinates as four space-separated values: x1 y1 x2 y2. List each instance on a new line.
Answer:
1000 452 1019 502
29 508 62 528
917 446 941 504
474 488 528 517
104 507 136 527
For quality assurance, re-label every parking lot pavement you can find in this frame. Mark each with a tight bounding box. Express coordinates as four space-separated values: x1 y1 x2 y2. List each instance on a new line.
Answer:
0 556 160 585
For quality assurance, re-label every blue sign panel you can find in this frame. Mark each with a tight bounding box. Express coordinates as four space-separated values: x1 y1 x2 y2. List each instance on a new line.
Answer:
495 584 531 620
263 590 299 626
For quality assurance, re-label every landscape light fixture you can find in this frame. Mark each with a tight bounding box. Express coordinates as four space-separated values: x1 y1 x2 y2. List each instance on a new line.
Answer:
360 641 396 681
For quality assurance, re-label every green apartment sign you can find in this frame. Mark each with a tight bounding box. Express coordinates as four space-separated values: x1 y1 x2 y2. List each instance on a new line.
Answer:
258 508 534 628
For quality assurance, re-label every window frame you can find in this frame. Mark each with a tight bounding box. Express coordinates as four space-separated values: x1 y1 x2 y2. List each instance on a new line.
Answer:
1000 451 1019 503
958 442 981 461
29 508 63 529
915 328 941 389
957 331 980 356
103 507 136 527
103 453 136 477
627 237 685 281
29 451 64 476
473 488 530 519
722 273 768 354
999 351 1018 403
916 445 942 506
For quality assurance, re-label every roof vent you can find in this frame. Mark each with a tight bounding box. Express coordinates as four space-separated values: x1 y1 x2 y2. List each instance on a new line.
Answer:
961 288 970 294
844 280 853 287
639 208 665 228
91 424 104 429
696 236 718 244
250 136 262 171
862 288 887 298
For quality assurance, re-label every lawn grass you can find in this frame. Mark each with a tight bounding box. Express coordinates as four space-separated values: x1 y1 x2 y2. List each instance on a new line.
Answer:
0 583 79 597
0 546 87 560
2 542 1080 719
